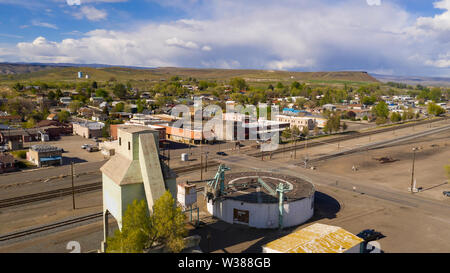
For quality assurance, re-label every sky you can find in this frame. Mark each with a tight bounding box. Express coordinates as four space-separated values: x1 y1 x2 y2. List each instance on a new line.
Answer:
0 0 449 77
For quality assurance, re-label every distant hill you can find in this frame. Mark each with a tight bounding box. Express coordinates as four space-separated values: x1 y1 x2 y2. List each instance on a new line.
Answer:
0 62 379 84
373 74 450 87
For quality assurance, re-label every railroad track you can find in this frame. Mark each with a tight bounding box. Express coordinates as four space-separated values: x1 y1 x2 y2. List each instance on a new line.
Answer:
0 182 102 209
1 117 446 209
0 212 103 242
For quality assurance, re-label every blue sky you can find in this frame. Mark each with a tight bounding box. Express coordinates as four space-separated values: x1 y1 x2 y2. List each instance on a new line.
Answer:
0 0 449 77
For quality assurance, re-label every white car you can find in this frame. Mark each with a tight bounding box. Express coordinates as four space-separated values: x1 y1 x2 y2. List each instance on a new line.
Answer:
81 144 90 149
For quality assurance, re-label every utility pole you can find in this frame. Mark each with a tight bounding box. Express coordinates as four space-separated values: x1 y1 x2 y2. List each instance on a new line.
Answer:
410 147 417 193
294 136 297 159
200 154 203 181
200 144 203 180
71 162 75 210
167 142 170 169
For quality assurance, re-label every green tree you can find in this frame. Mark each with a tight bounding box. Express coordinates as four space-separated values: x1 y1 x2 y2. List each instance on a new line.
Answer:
113 83 127 99
69 100 83 114
106 191 187 253
230 78 248 91
47 91 56 100
372 101 389 119
12 82 24 92
282 127 292 140
427 102 445 116
291 125 301 137
107 199 153 253
390 112 401 122
57 110 70 123
114 102 125 112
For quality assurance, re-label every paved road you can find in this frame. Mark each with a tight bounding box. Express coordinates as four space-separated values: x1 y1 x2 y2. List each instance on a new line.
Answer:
0 160 106 187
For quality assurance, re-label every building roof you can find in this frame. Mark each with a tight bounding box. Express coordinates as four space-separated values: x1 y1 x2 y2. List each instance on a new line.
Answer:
30 144 63 152
263 223 363 253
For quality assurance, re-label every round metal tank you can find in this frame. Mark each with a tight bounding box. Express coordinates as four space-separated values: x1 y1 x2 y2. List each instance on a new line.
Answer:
206 172 315 229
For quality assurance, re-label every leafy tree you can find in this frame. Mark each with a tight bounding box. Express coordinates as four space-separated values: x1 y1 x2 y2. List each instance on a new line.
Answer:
12 82 24 92
107 199 153 253
390 112 401 122
95 88 109 99
362 95 376 105
69 100 83 114
302 125 309 136
57 110 70 123
291 125 301 137
429 87 442 102
55 89 63 99
107 191 186 253
114 102 125 112
150 191 187 252
47 91 56 100
427 102 445 116
282 127 292 140
230 78 248 91
92 81 98 89
372 101 389 119
113 83 127 99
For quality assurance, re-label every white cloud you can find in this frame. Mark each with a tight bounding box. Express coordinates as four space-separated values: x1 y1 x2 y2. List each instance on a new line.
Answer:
74 6 107 21
66 0 81 6
31 20 58 29
165 37 199 49
5 0 450 76
366 0 381 6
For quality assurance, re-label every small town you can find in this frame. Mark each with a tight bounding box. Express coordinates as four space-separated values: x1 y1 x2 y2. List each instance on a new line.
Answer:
0 0 449 267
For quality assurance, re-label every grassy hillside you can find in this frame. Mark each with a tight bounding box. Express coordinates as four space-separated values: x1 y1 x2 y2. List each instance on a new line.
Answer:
0 65 379 86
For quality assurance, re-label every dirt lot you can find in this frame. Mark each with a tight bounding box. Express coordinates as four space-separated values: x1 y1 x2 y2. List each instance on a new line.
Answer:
315 129 450 201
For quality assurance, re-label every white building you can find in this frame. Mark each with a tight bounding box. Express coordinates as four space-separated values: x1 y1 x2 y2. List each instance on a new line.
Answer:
275 115 314 131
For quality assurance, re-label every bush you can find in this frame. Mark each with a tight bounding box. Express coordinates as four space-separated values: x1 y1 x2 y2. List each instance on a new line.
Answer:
12 150 27 159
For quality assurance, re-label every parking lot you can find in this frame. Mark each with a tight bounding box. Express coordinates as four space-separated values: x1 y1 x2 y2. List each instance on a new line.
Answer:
42 135 105 165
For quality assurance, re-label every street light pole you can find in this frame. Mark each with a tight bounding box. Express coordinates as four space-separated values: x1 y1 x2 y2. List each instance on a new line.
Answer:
410 147 417 193
71 162 75 210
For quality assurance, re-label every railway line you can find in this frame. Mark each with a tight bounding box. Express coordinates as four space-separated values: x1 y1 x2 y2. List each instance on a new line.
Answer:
0 182 102 209
0 117 447 210
0 212 103 242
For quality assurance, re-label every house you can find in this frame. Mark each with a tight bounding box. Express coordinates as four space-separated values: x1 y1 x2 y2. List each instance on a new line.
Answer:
78 107 95 119
47 113 58 121
90 97 104 105
60 97 72 105
26 144 63 167
0 153 17 174
262 223 364 253
72 122 105 139
322 104 336 111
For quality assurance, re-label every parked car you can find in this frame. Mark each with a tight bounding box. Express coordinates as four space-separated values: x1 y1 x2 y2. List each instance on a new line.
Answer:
216 151 228 156
357 229 384 242
443 191 450 197
81 144 90 149
87 146 99 152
